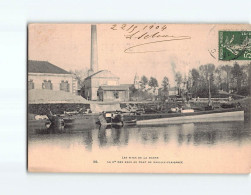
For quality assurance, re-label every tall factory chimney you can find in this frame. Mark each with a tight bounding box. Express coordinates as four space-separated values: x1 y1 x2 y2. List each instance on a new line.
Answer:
88 25 98 76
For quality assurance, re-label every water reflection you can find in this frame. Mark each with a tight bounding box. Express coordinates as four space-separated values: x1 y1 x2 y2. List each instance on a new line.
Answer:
98 126 107 147
141 129 159 144
29 121 251 151
82 130 93 151
97 126 129 148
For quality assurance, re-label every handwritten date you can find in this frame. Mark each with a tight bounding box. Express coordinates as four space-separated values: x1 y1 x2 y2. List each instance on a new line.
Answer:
110 24 191 53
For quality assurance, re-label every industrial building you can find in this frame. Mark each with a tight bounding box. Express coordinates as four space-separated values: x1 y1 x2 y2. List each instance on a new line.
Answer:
81 25 129 101
28 60 78 95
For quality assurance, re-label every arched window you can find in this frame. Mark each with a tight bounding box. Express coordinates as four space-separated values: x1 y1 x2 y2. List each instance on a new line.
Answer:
60 80 69 92
28 79 34 90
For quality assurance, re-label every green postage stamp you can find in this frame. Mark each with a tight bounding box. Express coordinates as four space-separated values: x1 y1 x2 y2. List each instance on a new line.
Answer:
219 31 251 60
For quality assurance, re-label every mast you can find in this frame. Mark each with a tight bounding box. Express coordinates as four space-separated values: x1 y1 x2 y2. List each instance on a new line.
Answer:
208 73 212 107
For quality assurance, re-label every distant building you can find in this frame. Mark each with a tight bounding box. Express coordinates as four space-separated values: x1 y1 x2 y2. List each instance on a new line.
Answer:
28 60 78 95
169 87 179 97
134 73 140 89
97 85 129 102
147 87 159 96
158 86 179 97
81 70 129 101
82 70 119 100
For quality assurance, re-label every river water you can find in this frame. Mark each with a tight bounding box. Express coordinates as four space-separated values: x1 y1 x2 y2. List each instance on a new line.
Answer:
28 121 251 173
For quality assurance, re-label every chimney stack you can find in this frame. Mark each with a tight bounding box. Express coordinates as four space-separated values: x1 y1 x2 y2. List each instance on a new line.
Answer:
88 25 98 76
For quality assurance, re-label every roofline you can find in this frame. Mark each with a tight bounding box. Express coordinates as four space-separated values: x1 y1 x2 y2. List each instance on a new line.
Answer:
28 72 74 77
98 86 129 90
86 76 120 79
28 60 71 74
85 70 119 80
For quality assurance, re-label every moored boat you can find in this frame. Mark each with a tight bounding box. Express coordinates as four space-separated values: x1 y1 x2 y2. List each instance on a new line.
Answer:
122 108 244 125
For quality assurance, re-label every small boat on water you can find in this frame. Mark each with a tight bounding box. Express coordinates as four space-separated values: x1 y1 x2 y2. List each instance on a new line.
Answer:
98 111 124 126
98 111 137 127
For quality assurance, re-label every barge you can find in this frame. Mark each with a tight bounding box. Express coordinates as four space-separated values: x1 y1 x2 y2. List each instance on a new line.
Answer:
123 108 244 125
29 102 245 131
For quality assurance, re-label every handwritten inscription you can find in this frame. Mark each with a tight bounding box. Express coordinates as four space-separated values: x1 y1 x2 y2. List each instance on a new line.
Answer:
110 24 191 53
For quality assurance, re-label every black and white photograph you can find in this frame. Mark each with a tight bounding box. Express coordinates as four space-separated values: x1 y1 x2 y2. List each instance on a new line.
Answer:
1 1 251 195
28 24 251 173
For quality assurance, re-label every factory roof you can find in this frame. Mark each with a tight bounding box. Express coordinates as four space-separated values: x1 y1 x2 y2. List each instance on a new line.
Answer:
85 70 119 80
28 60 71 74
98 85 129 91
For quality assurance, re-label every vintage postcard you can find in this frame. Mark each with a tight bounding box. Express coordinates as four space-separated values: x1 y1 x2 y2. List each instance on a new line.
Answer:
28 24 251 173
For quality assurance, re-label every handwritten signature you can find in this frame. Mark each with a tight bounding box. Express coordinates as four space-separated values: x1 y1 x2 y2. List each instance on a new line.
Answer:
110 24 191 53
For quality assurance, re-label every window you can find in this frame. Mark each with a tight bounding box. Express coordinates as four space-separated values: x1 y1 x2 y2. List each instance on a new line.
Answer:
42 80 53 90
28 79 34 90
60 80 69 92
113 91 119 99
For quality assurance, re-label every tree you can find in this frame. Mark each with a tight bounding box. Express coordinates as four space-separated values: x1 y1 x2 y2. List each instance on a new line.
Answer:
215 66 223 90
129 84 137 94
190 68 200 97
221 65 232 92
196 64 218 98
161 76 169 100
248 63 251 95
231 62 243 93
200 64 215 79
191 69 200 86
149 77 159 94
162 76 169 90
129 85 138 100
69 68 88 88
140 75 148 91
206 64 216 98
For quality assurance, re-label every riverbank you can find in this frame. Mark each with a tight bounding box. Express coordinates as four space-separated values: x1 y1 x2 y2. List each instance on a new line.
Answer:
231 97 251 122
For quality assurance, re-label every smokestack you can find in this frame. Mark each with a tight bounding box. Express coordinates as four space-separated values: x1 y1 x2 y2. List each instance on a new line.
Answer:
90 24 98 74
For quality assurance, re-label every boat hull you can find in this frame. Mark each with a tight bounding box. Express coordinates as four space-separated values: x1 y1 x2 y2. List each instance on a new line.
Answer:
136 109 244 125
62 113 99 129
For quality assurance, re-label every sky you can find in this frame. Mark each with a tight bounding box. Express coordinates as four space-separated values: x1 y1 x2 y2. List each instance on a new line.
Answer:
28 24 250 86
